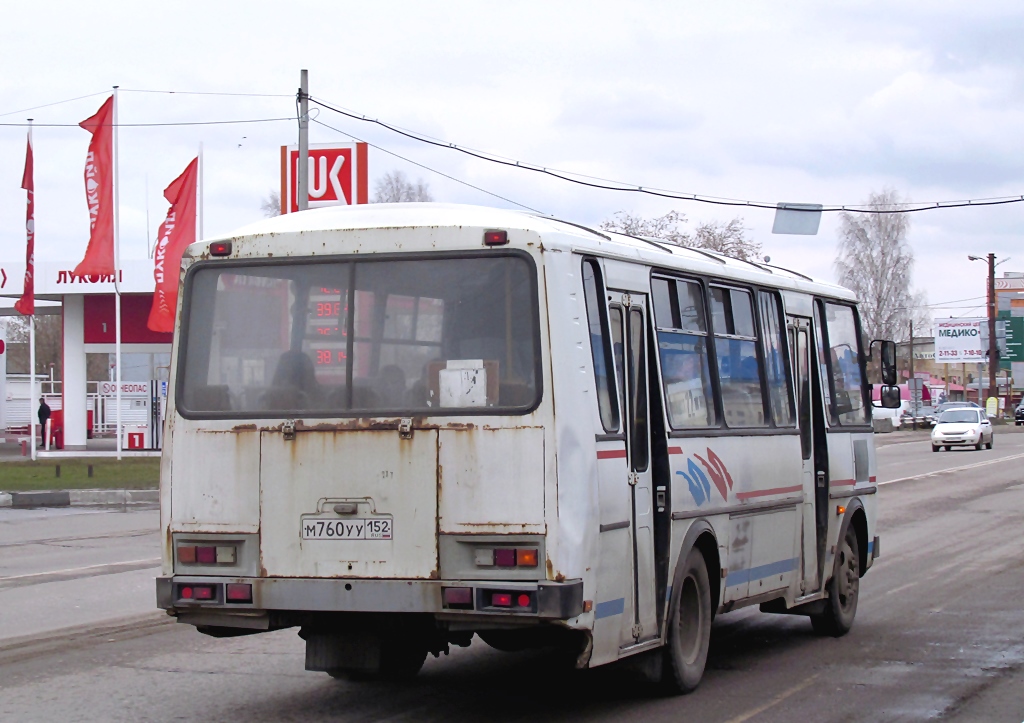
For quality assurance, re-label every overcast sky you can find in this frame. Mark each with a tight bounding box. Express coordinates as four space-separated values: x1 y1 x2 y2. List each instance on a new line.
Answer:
2 1 1022 325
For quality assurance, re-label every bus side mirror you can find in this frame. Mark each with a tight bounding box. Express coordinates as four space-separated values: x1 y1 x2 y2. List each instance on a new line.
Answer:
878 385 901 409
872 339 897 386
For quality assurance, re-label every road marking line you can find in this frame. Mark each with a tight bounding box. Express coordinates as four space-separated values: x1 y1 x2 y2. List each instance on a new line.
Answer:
0 558 160 582
879 452 1024 486
723 674 820 723
881 580 920 597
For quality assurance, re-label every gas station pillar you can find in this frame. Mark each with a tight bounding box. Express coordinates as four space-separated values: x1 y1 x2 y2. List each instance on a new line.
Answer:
62 294 88 450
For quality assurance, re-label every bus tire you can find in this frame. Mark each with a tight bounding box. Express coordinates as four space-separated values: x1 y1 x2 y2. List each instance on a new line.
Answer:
662 547 712 694
811 525 859 637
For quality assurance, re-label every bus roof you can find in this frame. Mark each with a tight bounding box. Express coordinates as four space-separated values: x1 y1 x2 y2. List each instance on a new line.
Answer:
205 202 855 301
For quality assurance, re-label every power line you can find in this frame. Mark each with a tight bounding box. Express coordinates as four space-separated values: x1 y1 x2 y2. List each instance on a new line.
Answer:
309 117 547 215
308 95 1024 215
120 88 293 98
0 90 111 119
0 117 292 127
922 295 986 307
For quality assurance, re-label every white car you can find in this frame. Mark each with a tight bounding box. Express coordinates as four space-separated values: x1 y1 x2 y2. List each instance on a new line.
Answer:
931 408 994 452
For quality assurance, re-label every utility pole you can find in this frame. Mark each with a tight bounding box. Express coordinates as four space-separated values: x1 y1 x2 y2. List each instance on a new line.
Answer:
297 69 309 212
909 319 916 430
987 252 998 410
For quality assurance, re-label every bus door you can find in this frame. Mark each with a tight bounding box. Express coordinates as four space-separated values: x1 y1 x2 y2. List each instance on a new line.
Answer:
788 315 825 594
611 294 658 645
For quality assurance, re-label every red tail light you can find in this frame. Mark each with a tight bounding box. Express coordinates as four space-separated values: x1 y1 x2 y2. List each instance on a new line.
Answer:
209 241 232 256
226 583 252 603
196 546 216 564
443 587 473 608
517 593 531 608
494 548 516 567
492 593 513 607
483 230 508 246
193 586 215 600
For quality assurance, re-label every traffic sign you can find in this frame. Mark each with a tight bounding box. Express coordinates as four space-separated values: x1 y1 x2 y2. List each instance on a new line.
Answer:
280 143 368 213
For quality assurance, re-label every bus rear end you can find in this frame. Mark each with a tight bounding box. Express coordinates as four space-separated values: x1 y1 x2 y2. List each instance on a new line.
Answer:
156 220 581 678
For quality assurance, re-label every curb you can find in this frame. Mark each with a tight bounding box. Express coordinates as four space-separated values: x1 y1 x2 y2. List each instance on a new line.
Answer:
0 489 158 509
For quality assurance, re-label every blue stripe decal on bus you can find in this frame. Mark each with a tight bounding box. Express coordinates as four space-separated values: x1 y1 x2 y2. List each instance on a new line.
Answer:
595 598 626 619
867 540 874 555
725 557 799 587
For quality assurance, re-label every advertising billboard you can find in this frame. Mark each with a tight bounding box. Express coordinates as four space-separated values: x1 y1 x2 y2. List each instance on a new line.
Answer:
934 318 986 363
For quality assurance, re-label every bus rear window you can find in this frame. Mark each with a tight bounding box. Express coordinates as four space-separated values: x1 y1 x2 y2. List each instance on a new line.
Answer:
178 254 540 416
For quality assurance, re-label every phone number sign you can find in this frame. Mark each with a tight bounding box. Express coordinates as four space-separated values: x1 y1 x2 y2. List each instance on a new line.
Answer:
935 318 985 363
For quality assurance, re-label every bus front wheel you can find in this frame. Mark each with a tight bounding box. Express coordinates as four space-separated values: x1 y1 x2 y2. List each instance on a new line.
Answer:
662 547 712 694
811 525 860 637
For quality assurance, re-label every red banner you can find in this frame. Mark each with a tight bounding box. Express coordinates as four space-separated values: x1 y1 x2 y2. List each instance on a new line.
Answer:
73 95 115 278
147 158 198 333
14 133 35 316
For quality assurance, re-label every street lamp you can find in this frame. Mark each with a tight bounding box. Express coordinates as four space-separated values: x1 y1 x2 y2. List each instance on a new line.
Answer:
968 253 998 409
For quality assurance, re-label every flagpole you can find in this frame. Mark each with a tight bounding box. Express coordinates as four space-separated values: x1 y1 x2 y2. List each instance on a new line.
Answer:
27 118 37 461
113 86 122 461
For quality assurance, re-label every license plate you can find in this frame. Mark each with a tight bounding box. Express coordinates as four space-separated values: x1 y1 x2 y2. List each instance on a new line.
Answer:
301 517 393 540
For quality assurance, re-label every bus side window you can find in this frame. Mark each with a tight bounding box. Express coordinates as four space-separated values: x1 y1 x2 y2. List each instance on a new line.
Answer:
628 307 649 471
582 259 620 432
709 286 768 428
652 277 716 428
813 301 835 424
758 291 794 426
609 306 626 423
823 302 869 426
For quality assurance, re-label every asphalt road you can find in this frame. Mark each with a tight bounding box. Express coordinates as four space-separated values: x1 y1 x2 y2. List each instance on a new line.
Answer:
2 431 1023 722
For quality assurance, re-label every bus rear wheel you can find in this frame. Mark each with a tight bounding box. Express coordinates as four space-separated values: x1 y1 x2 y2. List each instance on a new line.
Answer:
811 526 860 637
662 547 712 694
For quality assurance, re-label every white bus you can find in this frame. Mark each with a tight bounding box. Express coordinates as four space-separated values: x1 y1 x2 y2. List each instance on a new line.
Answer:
156 203 896 691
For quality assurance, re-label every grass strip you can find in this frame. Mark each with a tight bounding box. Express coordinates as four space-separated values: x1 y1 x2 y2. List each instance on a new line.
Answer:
0 458 159 491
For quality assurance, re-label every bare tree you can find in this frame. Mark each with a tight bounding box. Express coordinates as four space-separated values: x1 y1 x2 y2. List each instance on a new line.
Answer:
600 210 762 261
834 189 926 342
690 218 762 260
600 210 689 245
372 171 433 203
261 190 281 218
5 313 64 378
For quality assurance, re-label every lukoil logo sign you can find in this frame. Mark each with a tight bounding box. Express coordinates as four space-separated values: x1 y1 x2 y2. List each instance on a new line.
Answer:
281 143 368 213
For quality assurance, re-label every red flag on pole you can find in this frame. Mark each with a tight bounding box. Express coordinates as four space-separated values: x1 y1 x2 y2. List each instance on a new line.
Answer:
147 158 199 333
14 133 35 316
73 95 115 278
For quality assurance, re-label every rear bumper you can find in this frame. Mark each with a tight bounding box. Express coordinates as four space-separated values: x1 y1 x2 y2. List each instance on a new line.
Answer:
157 575 583 621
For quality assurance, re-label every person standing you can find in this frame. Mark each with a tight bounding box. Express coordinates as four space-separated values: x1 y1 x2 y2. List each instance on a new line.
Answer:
37 397 51 448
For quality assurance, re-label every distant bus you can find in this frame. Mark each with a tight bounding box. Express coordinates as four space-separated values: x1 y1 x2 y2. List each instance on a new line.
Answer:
157 203 889 691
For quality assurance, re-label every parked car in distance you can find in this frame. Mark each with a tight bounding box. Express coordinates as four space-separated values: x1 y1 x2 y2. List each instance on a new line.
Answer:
902 405 936 428
934 401 981 413
931 408 994 452
1015 402 1024 426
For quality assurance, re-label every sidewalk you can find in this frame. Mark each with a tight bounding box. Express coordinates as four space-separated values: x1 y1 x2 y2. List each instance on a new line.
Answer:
0 437 158 460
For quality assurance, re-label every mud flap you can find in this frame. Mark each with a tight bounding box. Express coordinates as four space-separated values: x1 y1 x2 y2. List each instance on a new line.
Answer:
303 630 382 673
